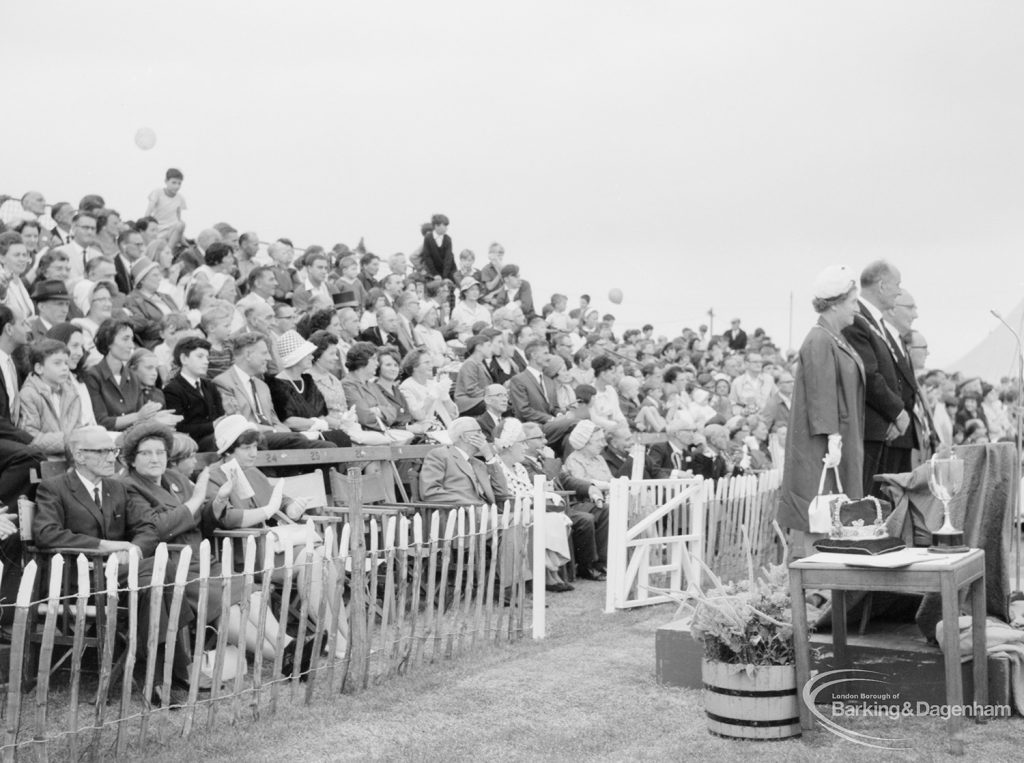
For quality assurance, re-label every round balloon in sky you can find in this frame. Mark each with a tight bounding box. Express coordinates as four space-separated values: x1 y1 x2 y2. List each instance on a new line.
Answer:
134 127 157 150
608 288 624 304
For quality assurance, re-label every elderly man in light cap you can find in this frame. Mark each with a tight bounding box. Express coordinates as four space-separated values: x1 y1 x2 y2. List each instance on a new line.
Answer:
418 417 511 506
839 260 912 495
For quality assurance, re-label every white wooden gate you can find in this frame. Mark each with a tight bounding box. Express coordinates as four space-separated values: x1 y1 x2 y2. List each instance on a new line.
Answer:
604 476 705 612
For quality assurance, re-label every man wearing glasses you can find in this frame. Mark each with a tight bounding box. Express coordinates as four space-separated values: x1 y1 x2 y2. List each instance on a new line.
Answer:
645 414 700 479
56 212 103 286
34 426 198 701
33 426 157 561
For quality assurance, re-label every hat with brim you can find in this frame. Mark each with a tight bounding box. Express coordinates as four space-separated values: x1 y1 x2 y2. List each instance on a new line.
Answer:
214 414 258 454
130 256 161 286
276 329 317 369
30 279 70 303
458 277 481 295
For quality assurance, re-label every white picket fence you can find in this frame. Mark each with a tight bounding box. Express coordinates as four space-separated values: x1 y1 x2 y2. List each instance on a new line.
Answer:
0 479 548 760
605 468 784 611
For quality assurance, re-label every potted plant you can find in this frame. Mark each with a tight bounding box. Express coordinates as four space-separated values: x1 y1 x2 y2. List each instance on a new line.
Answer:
680 558 800 740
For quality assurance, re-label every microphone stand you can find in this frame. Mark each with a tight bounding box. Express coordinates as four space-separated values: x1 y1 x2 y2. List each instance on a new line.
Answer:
991 309 1023 598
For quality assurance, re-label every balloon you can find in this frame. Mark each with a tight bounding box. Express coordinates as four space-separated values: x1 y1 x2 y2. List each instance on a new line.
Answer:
608 288 623 304
134 127 157 151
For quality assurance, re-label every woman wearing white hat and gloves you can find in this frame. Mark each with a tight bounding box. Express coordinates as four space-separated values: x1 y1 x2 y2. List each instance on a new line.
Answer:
778 265 866 557
205 414 348 662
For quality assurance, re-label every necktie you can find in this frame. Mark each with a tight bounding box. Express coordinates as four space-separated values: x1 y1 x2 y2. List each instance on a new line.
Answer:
883 323 904 359
537 373 548 403
195 379 202 393
93 486 101 507
672 450 683 471
250 378 271 425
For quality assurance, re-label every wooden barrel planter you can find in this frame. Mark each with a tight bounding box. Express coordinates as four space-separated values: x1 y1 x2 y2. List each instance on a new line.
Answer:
701 659 800 740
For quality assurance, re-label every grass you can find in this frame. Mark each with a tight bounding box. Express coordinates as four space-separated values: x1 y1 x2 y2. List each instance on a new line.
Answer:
134 580 1022 763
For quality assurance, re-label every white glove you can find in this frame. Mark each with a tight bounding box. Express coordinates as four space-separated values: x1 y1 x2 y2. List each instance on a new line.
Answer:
823 434 842 468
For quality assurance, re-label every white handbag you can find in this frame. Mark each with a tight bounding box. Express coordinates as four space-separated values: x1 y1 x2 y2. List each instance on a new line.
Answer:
807 464 848 534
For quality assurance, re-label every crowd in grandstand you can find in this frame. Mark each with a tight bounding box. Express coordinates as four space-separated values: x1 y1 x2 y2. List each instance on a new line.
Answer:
0 171 1019 699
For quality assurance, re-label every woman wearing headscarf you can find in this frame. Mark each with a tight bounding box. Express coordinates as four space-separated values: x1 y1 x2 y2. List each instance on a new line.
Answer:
778 265 866 556
561 420 612 581
494 417 574 592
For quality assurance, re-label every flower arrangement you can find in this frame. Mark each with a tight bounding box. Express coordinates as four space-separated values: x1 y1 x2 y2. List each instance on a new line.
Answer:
685 561 794 669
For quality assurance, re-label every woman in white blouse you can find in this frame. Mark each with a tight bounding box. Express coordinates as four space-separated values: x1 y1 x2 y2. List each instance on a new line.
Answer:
0 231 35 319
399 348 456 443
450 278 491 341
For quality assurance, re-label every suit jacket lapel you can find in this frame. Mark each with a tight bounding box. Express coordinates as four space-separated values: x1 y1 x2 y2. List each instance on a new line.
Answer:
67 473 106 531
453 451 486 500
471 459 495 504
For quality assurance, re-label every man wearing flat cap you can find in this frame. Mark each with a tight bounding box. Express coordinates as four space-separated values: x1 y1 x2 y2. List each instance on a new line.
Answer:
841 260 912 496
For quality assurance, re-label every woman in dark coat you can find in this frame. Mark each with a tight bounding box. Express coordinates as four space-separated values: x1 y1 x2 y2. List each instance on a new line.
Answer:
779 266 866 556
122 423 302 669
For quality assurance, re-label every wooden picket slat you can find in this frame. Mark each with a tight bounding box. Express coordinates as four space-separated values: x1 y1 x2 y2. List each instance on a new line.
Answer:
4 560 37 763
182 541 212 736
344 469 367 693
116 551 140 758
269 542 295 711
139 545 168 747
68 555 91 761
207 538 233 728
33 554 64 762
92 554 120 761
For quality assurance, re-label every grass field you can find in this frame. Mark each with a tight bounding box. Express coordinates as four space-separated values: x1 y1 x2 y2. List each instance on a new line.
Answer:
143 579 1022 762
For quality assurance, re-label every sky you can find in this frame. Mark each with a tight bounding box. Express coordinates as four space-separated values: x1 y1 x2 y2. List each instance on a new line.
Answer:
3 1 1024 370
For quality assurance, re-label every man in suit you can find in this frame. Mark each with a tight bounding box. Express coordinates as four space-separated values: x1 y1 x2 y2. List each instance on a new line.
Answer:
884 289 926 471
28 279 71 337
841 260 910 496
420 213 456 282
392 293 420 356
509 339 578 450
356 306 402 350
475 384 509 441
267 240 296 304
454 333 496 416
603 425 649 479
759 371 794 431
645 415 700 478
162 336 225 452
418 417 510 505
113 228 145 295
509 340 559 425
0 305 45 616
726 318 747 351
213 332 330 451
32 426 194 698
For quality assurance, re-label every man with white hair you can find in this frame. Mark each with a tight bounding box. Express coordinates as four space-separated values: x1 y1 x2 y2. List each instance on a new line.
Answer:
0 191 47 226
645 414 700 478
418 417 510 505
33 425 202 701
476 384 510 441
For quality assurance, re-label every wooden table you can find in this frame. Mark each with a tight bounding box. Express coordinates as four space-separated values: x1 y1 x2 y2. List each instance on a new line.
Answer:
790 549 987 756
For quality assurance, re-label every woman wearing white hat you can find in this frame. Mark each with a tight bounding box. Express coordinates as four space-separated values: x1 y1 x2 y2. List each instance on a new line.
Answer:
205 415 348 663
778 265 866 556
267 330 356 447
449 278 491 342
